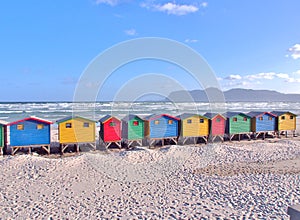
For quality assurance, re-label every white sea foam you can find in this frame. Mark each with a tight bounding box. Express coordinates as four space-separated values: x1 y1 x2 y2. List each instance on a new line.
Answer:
0 102 300 122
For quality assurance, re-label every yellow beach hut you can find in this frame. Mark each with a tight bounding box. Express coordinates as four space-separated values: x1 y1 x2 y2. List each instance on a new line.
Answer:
56 116 96 153
177 113 209 144
271 111 297 137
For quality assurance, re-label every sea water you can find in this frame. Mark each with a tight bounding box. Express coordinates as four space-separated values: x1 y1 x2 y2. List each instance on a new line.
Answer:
1 102 300 123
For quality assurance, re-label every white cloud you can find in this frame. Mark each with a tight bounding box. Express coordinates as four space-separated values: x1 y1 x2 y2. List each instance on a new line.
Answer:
294 70 300 74
201 2 208 8
288 44 300 60
185 39 198 43
276 73 289 79
95 0 120 6
285 77 300 83
142 2 199 15
225 74 242 80
245 72 276 80
124 29 137 36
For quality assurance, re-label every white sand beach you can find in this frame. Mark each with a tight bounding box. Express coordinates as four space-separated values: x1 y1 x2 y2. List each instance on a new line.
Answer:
0 138 300 219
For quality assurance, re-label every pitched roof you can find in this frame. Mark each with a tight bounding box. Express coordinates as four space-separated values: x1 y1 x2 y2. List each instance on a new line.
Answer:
0 120 8 125
99 115 120 123
144 114 180 121
122 114 143 122
177 113 208 120
224 112 250 118
56 116 96 124
247 111 276 118
204 113 226 120
271 111 297 117
7 116 53 126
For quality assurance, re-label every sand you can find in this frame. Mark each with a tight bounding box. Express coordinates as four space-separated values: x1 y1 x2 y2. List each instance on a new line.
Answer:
0 139 300 219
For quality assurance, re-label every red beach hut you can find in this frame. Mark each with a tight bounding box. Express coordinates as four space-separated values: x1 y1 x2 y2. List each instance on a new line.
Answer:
99 115 122 148
204 113 226 142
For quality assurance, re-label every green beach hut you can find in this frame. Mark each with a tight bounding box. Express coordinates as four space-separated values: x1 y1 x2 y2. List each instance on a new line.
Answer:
122 114 145 148
225 112 252 141
0 120 7 155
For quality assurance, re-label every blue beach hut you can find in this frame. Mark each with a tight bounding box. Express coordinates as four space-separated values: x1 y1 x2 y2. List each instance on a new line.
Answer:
144 114 179 146
247 111 276 139
7 116 53 155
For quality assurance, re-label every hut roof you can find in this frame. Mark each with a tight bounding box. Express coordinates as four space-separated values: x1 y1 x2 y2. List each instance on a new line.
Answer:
247 111 276 118
270 111 297 117
177 113 208 120
56 116 96 124
122 114 143 122
224 112 250 118
99 115 120 123
7 116 53 126
0 120 8 125
144 114 180 121
203 113 226 120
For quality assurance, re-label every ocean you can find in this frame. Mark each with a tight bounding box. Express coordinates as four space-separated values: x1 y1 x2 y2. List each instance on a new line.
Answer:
1 102 300 125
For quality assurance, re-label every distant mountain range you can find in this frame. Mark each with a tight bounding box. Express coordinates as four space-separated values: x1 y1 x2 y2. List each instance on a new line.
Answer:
167 88 300 102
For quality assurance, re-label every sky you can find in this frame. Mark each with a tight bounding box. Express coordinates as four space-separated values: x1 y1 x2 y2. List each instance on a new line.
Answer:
1 0 300 101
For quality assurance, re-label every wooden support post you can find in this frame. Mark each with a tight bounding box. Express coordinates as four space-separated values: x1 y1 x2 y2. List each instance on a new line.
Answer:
172 137 177 145
61 144 69 154
246 133 251 140
0 147 2 155
41 145 50 154
212 136 216 143
238 134 241 141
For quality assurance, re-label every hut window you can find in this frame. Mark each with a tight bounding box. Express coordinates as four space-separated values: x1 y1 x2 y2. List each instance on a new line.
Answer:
268 117 273 121
154 120 159 125
109 122 116 127
17 124 24 130
243 117 248 121
290 116 294 120
83 122 89 127
200 119 204 123
37 124 44 130
168 120 173 125
187 119 192 124
233 117 237 122
66 123 72 128
133 121 139 126
216 118 221 122
281 116 285 120
259 117 263 121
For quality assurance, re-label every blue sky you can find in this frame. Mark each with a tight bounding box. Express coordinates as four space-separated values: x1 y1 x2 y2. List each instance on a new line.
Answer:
1 0 300 101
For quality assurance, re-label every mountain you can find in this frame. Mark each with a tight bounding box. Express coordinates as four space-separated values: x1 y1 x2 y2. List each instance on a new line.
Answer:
167 88 300 102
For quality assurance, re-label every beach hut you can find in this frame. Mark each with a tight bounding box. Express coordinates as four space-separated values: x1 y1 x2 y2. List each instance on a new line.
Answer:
99 115 122 148
56 116 96 153
144 114 179 146
7 116 52 155
204 113 226 142
0 120 7 155
271 111 297 137
224 112 252 141
122 114 144 148
247 111 276 139
177 113 209 144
